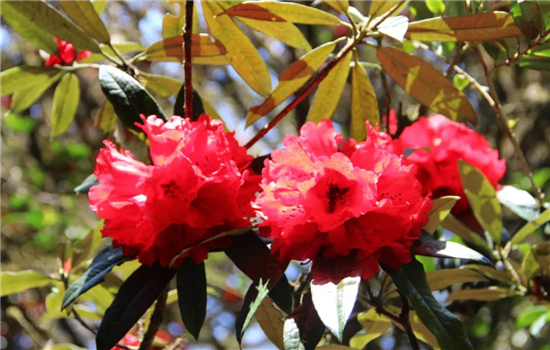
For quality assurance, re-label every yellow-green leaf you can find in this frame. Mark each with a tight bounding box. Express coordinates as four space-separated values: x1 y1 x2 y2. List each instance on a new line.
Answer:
162 1 199 37
0 270 53 296
11 72 62 112
465 265 514 284
441 214 492 254
246 40 339 127
59 0 110 44
407 12 522 42
458 159 503 246
203 2 271 97
424 196 460 234
236 17 312 51
223 1 341 26
377 47 477 125
446 287 519 302
92 0 107 14
139 72 182 98
307 50 352 123
94 100 116 133
350 55 378 141
78 42 144 64
354 308 390 348
51 73 80 137
511 207 550 245
325 0 349 13
0 66 58 96
369 0 409 18
144 34 227 62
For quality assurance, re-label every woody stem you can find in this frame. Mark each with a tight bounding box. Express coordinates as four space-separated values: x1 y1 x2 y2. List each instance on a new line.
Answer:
139 288 169 350
183 0 194 120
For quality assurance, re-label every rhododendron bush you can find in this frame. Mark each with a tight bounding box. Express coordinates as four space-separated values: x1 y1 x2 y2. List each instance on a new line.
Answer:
2 1 550 350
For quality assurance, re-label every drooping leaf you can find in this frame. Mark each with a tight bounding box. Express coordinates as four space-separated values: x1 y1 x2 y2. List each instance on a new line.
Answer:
50 73 80 137
388 259 473 350
446 287 519 302
325 0 349 13
306 50 352 123
74 174 99 194
96 265 176 350
143 35 227 62
94 100 117 133
497 185 540 221
510 0 543 40
350 54 379 141
1 1 100 52
10 72 62 113
441 214 492 255
424 196 460 234
236 279 270 343
511 208 550 245
62 246 128 310
70 224 103 269
377 47 477 124
406 12 522 41
0 270 53 297
59 1 110 44
353 308 391 348
177 259 207 340
203 2 272 97
0 66 58 96
378 16 409 42
369 1 409 18
255 297 285 350
236 17 312 51
99 65 166 130
246 40 339 127
139 72 182 98
458 160 503 246
413 233 492 265
222 1 341 25
284 293 325 350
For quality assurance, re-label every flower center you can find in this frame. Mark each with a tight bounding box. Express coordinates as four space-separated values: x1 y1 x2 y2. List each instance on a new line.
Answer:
161 181 181 198
326 184 349 213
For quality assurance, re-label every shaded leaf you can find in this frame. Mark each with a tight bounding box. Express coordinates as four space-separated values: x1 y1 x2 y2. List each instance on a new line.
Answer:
377 47 477 124
497 185 540 221
59 1 110 44
459 160 503 246
413 233 492 265
446 287 519 302
284 293 325 350
522 242 550 280
385 305 441 350
518 56 550 71
0 66 58 96
236 17 312 51
350 54 379 141
246 40 339 127
306 50 352 123
62 246 127 310
406 12 522 41
94 100 117 133
173 85 205 121
511 1 543 40
96 265 176 350
424 196 460 234
74 174 99 194
223 1 341 25
256 297 285 350
51 73 80 137
388 259 473 350
71 224 103 269
143 34 226 62
177 259 207 340
11 72 62 113
203 2 271 97
0 270 53 297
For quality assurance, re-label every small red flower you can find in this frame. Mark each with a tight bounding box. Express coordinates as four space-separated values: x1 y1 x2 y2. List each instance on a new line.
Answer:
382 109 398 136
89 115 259 267
400 115 506 213
45 37 91 67
255 120 432 279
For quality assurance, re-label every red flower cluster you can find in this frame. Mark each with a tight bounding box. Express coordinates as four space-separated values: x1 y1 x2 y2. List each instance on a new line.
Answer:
255 121 432 279
89 115 259 267
45 37 91 67
400 115 506 213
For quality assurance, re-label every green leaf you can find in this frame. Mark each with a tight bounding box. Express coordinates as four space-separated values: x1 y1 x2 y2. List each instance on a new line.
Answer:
51 73 80 137
426 0 446 15
354 308 391 348
71 224 103 269
1 1 100 52
10 72 62 112
74 174 99 194
236 17 312 51
99 65 166 130
458 159 503 246
0 66 58 96
424 196 460 234
516 305 549 329
377 47 477 125
284 293 325 350
325 0 349 13
0 270 53 296
92 0 108 15
306 50 352 123
465 265 514 285
139 72 182 98
441 214 492 255
59 1 110 44
511 0 543 40
497 185 540 221
238 279 271 343
446 287 519 302
369 1 409 18
518 56 550 71
350 54 379 141
388 259 473 350
425 268 487 291
255 297 285 350
0 1 57 53
522 242 550 280
79 42 145 64
176 259 207 340
50 344 88 350
94 100 117 133
413 233 492 265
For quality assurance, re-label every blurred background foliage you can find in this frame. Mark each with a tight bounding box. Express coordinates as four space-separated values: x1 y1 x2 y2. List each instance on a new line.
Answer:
1 1 550 350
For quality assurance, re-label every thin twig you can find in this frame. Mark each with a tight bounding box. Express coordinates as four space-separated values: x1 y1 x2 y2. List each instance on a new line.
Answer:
375 304 420 350
183 0 194 120
398 292 420 350
139 288 169 350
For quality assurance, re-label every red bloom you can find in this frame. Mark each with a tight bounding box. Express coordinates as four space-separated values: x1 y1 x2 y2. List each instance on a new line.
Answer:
400 115 506 213
255 120 432 279
89 115 259 267
45 37 91 67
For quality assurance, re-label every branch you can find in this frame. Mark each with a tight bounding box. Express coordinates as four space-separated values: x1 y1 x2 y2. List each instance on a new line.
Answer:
183 0 194 120
139 288 169 350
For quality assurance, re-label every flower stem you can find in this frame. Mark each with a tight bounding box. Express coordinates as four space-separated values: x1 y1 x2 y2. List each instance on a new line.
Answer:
183 0 194 120
139 288 169 350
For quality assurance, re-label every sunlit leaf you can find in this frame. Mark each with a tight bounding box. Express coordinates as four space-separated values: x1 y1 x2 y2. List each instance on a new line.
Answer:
139 72 182 98
424 196 460 234
255 297 285 350
446 287 519 302
325 0 349 13
284 293 324 350
354 308 391 348
516 305 549 329
406 12 522 41
441 214 492 255
0 66 58 96
50 73 80 137
350 54 379 141
465 265 514 285
369 0 409 18
306 50 352 123
426 0 446 15
378 16 409 42
0 270 53 296
59 1 110 44
94 100 117 133
203 2 271 97
143 34 226 62
246 40 339 127
91 0 107 15
385 305 441 350
10 72 62 113
413 234 492 265
377 47 477 124
518 56 550 71
459 160 503 246
78 42 145 64
237 279 271 343
497 185 540 221
223 1 341 25
236 17 312 51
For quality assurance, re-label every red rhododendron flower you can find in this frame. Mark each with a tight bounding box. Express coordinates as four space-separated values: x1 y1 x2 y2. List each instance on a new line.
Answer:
45 37 91 67
255 120 432 279
400 115 506 213
89 115 259 267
